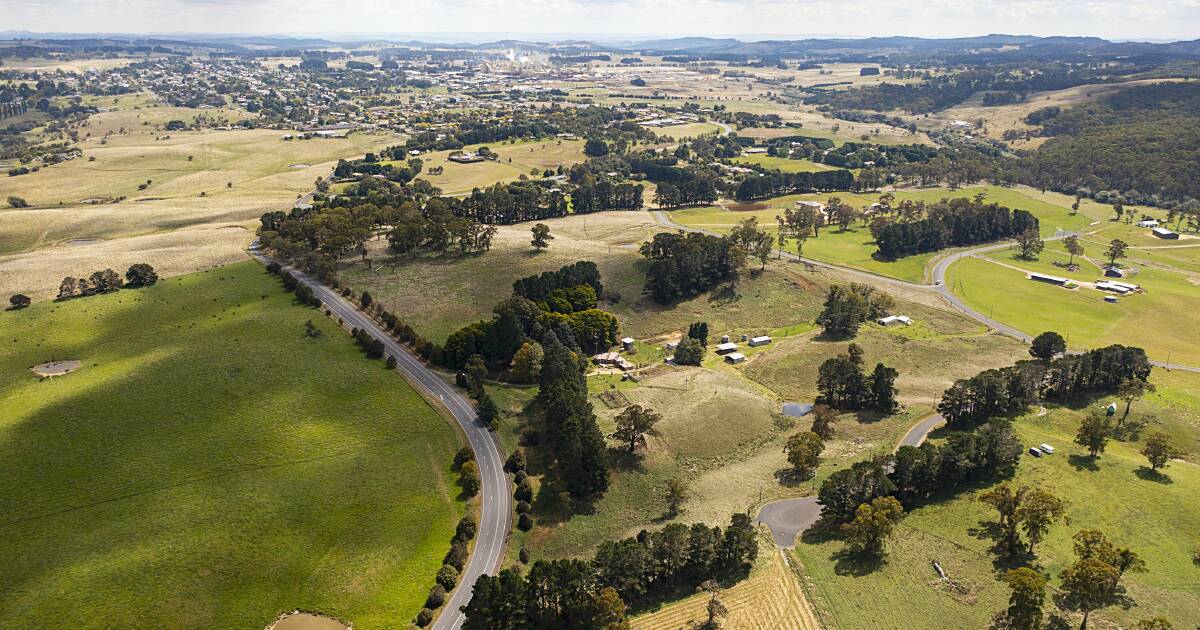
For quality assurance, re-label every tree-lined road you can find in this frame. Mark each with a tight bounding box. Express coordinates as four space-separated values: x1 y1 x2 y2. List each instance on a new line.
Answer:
249 243 509 630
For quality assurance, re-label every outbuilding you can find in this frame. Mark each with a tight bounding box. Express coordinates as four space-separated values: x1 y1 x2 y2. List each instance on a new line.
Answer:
620 337 635 351
724 352 746 364
715 342 739 355
1136 219 1160 228
877 315 912 326
748 335 772 347
1029 272 1069 286
1152 226 1180 239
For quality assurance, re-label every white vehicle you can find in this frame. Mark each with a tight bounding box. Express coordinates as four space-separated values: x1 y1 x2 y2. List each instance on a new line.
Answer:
1039 443 1055 454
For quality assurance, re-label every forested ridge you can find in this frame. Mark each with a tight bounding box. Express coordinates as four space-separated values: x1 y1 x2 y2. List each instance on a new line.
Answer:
1027 82 1200 203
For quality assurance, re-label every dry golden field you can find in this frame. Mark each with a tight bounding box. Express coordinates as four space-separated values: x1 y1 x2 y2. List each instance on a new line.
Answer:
0 100 395 298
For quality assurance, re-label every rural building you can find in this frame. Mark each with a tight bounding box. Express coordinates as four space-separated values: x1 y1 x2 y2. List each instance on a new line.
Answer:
1104 265 1128 278
1152 226 1180 239
877 315 913 326
1029 272 1069 286
795 200 824 213
715 342 739 355
748 335 772 347
1136 219 1160 228
448 152 486 163
593 352 635 371
724 352 746 364
1095 280 1140 295
620 337 635 351
1104 295 1120 303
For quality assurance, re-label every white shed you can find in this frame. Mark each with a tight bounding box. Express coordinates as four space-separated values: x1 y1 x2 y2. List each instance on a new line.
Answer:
724 352 746 364
748 336 772 347
877 315 912 326
715 342 739 355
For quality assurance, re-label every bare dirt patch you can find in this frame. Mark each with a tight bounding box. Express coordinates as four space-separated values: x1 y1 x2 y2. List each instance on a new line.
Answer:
727 201 771 212
267 611 350 630
31 360 82 377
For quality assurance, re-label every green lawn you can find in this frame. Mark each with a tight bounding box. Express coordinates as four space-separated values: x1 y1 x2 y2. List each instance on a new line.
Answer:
670 185 1096 283
0 261 463 629
731 154 837 173
948 254 1200 366
793 389 1200 629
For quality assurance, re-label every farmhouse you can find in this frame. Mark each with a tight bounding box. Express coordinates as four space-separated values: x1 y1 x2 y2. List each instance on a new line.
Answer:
1152 226 1180 239
1136 219 1160 228
593 352 635 371
877 315 912 326
724 352 746 364
715 342 739 355
1029 272 1069 286
748 335 772 347
448 152 486 164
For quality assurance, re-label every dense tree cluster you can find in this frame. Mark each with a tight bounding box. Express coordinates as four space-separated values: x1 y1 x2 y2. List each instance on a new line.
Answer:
537 331 610 500
571 180 645 213
939 344 1151 428
462 513 758 629
455 180 569 224
639 232 740 304
815 283 894 339
734 169 855 201
821 418 1022 523
873 197 1039 260
803 63 1131 114
816 356 899 413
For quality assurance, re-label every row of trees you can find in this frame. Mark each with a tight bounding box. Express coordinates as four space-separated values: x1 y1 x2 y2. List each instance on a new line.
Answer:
56 263 159 300
653 177 720 209
571 181 645 214
461 513 758 628
874 197 1039 260
734 169 855 201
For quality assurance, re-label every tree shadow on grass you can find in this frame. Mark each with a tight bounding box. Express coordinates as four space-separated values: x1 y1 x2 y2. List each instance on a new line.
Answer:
1067 454 1100 472
706 283 741 307
831 548 886 577
1134 466 1173 484
606 446 645 474
773 467 814 488
967 520 1037 575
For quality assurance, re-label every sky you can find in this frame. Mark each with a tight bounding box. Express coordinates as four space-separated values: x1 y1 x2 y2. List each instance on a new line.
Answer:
5 0 1200 42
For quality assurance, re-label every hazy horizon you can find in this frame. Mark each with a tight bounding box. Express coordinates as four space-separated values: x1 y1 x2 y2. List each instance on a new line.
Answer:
5 0 1200 42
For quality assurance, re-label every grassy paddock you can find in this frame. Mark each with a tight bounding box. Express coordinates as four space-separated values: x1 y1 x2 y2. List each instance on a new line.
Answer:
793 383 1200 629
401 139 587 195
0 261 462 629
670 185 1099 282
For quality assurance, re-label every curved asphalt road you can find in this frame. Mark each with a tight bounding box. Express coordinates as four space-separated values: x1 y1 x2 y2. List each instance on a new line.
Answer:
652 210 1200 373
755 413 946 548
248 243 510 630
